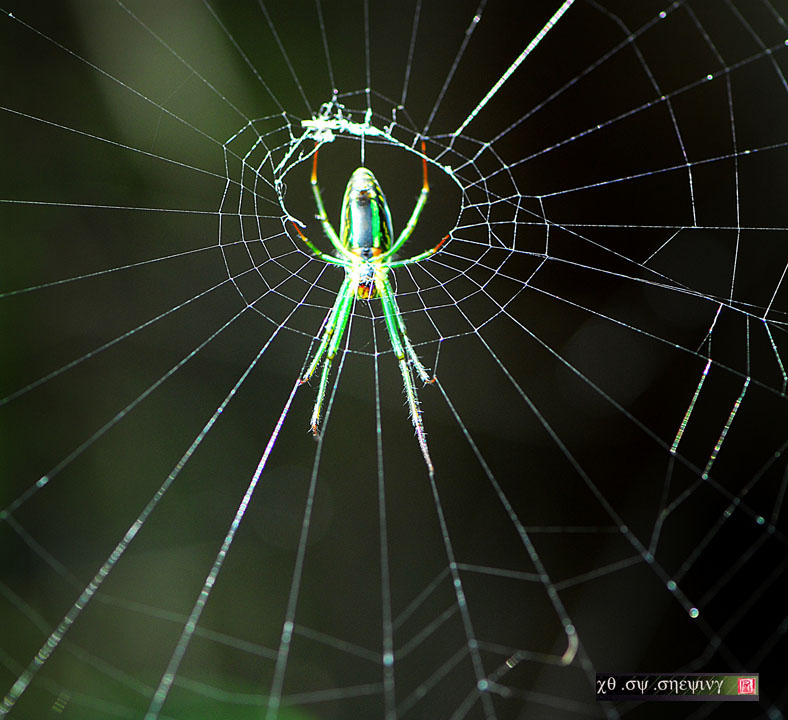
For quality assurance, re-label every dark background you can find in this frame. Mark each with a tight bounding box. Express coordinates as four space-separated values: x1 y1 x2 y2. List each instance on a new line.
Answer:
2 1 787 718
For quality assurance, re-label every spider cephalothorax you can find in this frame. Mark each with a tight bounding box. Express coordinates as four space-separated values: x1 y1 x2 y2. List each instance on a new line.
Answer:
291 142 447 472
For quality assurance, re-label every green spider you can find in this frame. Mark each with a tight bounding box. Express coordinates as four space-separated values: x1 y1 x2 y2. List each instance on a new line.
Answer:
291 141 447 472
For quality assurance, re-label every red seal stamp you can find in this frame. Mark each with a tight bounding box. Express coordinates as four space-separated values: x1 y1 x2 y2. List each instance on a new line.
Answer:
737 678 756 695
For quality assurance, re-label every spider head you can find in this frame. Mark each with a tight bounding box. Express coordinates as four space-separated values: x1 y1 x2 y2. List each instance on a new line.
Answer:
356 264 378 299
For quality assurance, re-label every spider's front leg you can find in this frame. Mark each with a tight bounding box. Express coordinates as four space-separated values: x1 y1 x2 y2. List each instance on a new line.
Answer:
301 274 355 435
379 275 435 385
378 275 435 473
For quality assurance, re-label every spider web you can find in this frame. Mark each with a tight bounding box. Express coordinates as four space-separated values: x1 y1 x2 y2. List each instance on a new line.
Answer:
1 1 787 718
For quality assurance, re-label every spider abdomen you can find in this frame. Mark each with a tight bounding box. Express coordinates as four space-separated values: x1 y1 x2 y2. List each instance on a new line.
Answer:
340 168 394 254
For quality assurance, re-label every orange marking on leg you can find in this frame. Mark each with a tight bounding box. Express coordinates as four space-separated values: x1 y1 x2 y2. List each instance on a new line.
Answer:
433 234 449 253
311 142 319 184
420 140 429 192
291 220 307 241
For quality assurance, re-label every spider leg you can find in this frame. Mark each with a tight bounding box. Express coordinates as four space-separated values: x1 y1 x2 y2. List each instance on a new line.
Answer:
388 233 449 268
302 274 352 382
311 144 357 262
379 275 434 473
290 221 345 265
303 274 356 435
379 275 433 384
378 140 430 263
